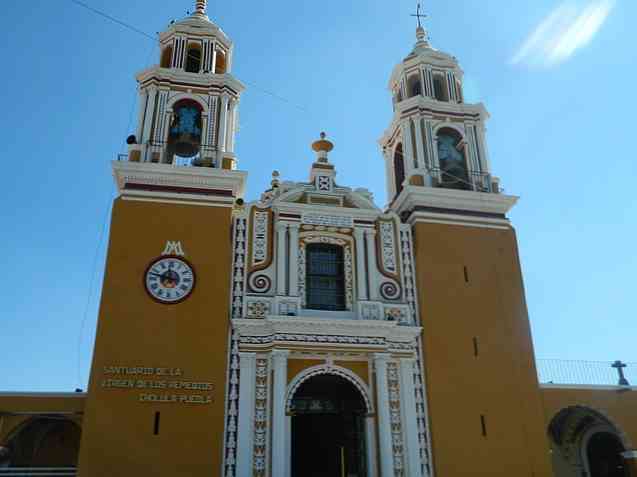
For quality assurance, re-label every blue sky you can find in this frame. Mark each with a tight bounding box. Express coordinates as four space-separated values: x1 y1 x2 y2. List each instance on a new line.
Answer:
1 0 635 392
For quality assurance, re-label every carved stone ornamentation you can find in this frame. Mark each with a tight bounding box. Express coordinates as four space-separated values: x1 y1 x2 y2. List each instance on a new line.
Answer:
253 357 270 476
387 362 406 476
223 330 240 477
245 298 272 319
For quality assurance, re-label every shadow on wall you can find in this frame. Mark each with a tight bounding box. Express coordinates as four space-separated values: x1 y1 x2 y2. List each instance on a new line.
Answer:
0 417 80 468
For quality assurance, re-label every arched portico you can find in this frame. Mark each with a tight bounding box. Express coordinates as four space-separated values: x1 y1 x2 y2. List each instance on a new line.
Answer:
285 365 376 477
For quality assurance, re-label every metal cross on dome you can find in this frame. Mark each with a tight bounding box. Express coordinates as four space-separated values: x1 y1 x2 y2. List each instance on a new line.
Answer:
411 2 428 28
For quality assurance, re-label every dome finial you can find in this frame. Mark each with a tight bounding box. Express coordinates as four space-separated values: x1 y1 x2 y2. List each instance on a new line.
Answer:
194 0 207 16
312 132 334 163
411 2 431 47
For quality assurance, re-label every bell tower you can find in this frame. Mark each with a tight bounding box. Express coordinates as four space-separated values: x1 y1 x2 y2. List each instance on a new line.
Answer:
129 0 243 169
381 13 555 477
78 3 246 476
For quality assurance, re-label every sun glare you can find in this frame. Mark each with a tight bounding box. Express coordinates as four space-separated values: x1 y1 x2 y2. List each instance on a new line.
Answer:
511 0 615 68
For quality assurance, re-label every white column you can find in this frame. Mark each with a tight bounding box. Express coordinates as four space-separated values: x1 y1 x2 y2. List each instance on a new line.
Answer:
374 353 394 477
217 94 230 161
135 89 148 141
365 416 378 477
237 352 256 477
383 148 395 200
288 224 300 296
141 88 157 146
271 350 290 477
365 229 379 301
401 121 416 172
400 358 423 477
276 222 288 296
354 228 368 301
413 117 425 172
227 99 236 153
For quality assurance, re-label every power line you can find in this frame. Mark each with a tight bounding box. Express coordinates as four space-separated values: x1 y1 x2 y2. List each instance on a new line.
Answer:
69 0 156 40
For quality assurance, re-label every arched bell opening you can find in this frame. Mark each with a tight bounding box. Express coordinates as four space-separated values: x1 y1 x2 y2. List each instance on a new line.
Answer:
408 75 422 98
165 99 203 165
185 44 202 73
433 73 449 102
393 143 405 199
215 50 227 74
548 406 632 477
290 373 368 477
1 417 81 468
436 127 470 190
160 45 173 68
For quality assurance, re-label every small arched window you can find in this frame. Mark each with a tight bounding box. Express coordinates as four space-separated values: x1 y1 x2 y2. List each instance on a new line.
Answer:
436 128 470 190
166 99 203 163
408 75 422 98
394 143 405 198
160 46 173 68
306 243 345 311
433 74 449 102
215 50 227 74
185 45 202 73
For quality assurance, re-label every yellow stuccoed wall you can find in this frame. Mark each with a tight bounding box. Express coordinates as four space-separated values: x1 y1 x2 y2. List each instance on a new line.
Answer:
412 221 554 477
77 198 234 477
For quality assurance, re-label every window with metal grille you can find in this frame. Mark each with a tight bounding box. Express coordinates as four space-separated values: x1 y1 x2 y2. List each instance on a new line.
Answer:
306 243 346 311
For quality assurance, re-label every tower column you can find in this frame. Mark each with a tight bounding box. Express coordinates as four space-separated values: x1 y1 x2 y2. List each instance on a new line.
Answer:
401 121 417 172
141 88 157 153
374 353 394 477
227 99 237 153
288 224 300 296
365 229 379 300
276 222 288 296
354 228 368 301
237 352 256 477
400 358 423 477
271 350 290 477
413 118 425 172
217 94 230 161
136 89 148 142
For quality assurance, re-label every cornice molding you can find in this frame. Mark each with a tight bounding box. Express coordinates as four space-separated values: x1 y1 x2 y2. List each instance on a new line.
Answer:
112 161 247 204
232 317 422 343
136 66 245 94
392 185 518 219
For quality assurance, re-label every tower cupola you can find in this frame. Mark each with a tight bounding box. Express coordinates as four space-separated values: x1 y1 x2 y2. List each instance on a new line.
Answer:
126 0 244 169
380 9 506 213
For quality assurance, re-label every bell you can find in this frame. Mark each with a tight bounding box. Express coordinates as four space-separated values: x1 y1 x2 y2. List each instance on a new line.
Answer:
172 133 200 158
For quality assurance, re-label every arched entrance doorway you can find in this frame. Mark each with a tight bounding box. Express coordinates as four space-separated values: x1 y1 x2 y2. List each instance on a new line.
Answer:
586 432 629 477
290 373 368 477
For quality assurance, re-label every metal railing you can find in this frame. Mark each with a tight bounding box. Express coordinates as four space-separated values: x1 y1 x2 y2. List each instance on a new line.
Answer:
117 141 218 167
427 167 497 193
0 469 76 476
537 359 636 386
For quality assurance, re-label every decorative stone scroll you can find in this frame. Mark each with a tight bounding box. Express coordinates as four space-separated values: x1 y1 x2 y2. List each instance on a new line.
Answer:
376 218 400 281
247 208 273 290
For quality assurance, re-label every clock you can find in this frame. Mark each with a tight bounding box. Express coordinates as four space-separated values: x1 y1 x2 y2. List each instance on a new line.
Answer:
144 256 195 304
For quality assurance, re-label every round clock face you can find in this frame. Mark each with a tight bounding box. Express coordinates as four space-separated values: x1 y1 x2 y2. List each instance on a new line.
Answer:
144 256 195 304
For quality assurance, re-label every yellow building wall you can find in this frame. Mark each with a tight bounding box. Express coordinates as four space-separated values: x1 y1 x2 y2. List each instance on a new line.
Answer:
541 386 637 447
412 222 553 477
77 198 234 477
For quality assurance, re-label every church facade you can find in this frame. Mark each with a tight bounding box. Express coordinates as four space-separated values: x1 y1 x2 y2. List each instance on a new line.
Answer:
1 2 636 477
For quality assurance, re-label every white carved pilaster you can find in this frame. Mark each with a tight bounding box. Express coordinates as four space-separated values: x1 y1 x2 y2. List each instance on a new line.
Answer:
136 89 148 142
374 353 393 477
141 87 157 150
237 352 256 477
217 94 230 158
366 416 379 477
276 222 288 296
400 358 423 477
227 98 237 153
271 350 290 477
354 228 368 301
365 229 379 301
413 117 425 172
401 121 416 173
288 224 300 296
